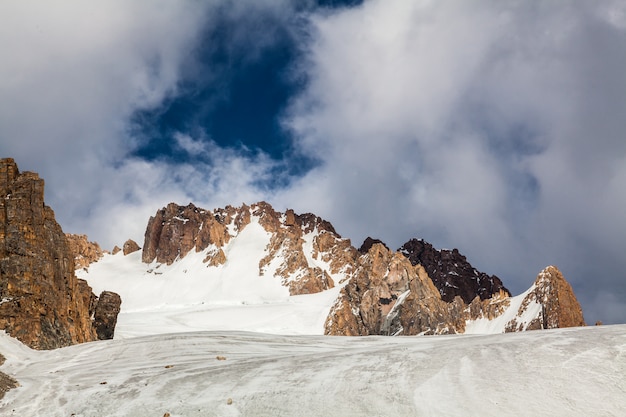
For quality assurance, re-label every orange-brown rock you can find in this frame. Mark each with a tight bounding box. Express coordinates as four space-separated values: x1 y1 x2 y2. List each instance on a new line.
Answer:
325 243 460 336
0 353 18 400
326 246 585 335
65 233 104 270
0 158 120 349
122 239 140 255
505 266 586 331
256 203 357 295
143 201 357 296
0 158 96 348
142 202 238 265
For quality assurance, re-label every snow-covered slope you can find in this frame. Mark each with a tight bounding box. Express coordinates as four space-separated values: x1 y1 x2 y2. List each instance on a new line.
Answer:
1 325 624 416
80 212 347 337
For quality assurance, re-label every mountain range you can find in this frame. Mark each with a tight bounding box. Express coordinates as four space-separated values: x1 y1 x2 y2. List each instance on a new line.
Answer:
0 157 586 348
81 199 585 338
1 157 604 416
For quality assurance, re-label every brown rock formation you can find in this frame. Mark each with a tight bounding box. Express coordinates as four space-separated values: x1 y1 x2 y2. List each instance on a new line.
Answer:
0 158 120 349
65 233 104 270
325 243 461 336
142 201 357 296
256 204 357 295
93 291 122 340
325 242 584 336
399 238 510 303
142 202 243 265
505 266 586 331
122 239 140 255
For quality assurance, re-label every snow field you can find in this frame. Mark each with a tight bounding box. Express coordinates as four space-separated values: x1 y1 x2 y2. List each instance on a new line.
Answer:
1 325 625 416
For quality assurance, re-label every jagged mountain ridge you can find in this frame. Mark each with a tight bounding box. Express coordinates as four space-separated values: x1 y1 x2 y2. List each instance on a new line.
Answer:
82 200 585 336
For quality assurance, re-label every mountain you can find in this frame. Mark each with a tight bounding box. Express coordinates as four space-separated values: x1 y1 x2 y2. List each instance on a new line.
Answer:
0 158 121 349
81 200 585 338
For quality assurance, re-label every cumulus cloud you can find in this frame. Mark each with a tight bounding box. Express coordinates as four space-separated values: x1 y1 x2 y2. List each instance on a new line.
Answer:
279 0 626 322
0 0 282 247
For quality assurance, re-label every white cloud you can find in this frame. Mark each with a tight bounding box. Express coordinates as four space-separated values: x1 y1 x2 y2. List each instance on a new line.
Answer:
1 0 624 324
0 0 277 248
280 0 626 322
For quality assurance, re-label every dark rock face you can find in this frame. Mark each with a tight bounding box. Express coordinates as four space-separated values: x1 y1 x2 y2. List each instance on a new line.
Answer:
358 237 389 254
93 291 122 340
0 158 120 349
398 238 510 303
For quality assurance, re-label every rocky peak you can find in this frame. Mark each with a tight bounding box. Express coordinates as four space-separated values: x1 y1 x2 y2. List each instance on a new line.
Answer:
399 238 510 304
358 237 389 254
0 158 120 349
122 239 140 255
505 266 586 331
141 201 358 295
143 202 232 265
65 233 105 270
325 242 460 336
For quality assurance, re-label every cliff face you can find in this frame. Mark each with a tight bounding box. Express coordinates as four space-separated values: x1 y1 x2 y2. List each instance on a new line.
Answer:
0 158 120 349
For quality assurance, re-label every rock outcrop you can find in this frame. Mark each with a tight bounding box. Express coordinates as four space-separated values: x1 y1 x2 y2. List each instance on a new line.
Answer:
325 243 467 336
142 202 358 295
142 202 239 265
122 239 140 255
65 233 105 270
399 238 510 303
139 200 585 335
505 266 586 331
93 291 122 340
256 203 357 294
325 242 585 336
0 158 120 349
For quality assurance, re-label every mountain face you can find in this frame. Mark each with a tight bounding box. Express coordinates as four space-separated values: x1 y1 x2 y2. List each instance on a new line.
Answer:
86 200 584 337
399 238 510 303
0 158 121 349
142 201 357 295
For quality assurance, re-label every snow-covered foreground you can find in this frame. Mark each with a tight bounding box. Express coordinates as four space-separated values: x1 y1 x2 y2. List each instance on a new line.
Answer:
1 325 625 416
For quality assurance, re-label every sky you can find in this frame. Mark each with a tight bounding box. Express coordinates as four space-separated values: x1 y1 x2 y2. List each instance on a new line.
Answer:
1 0 625 325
